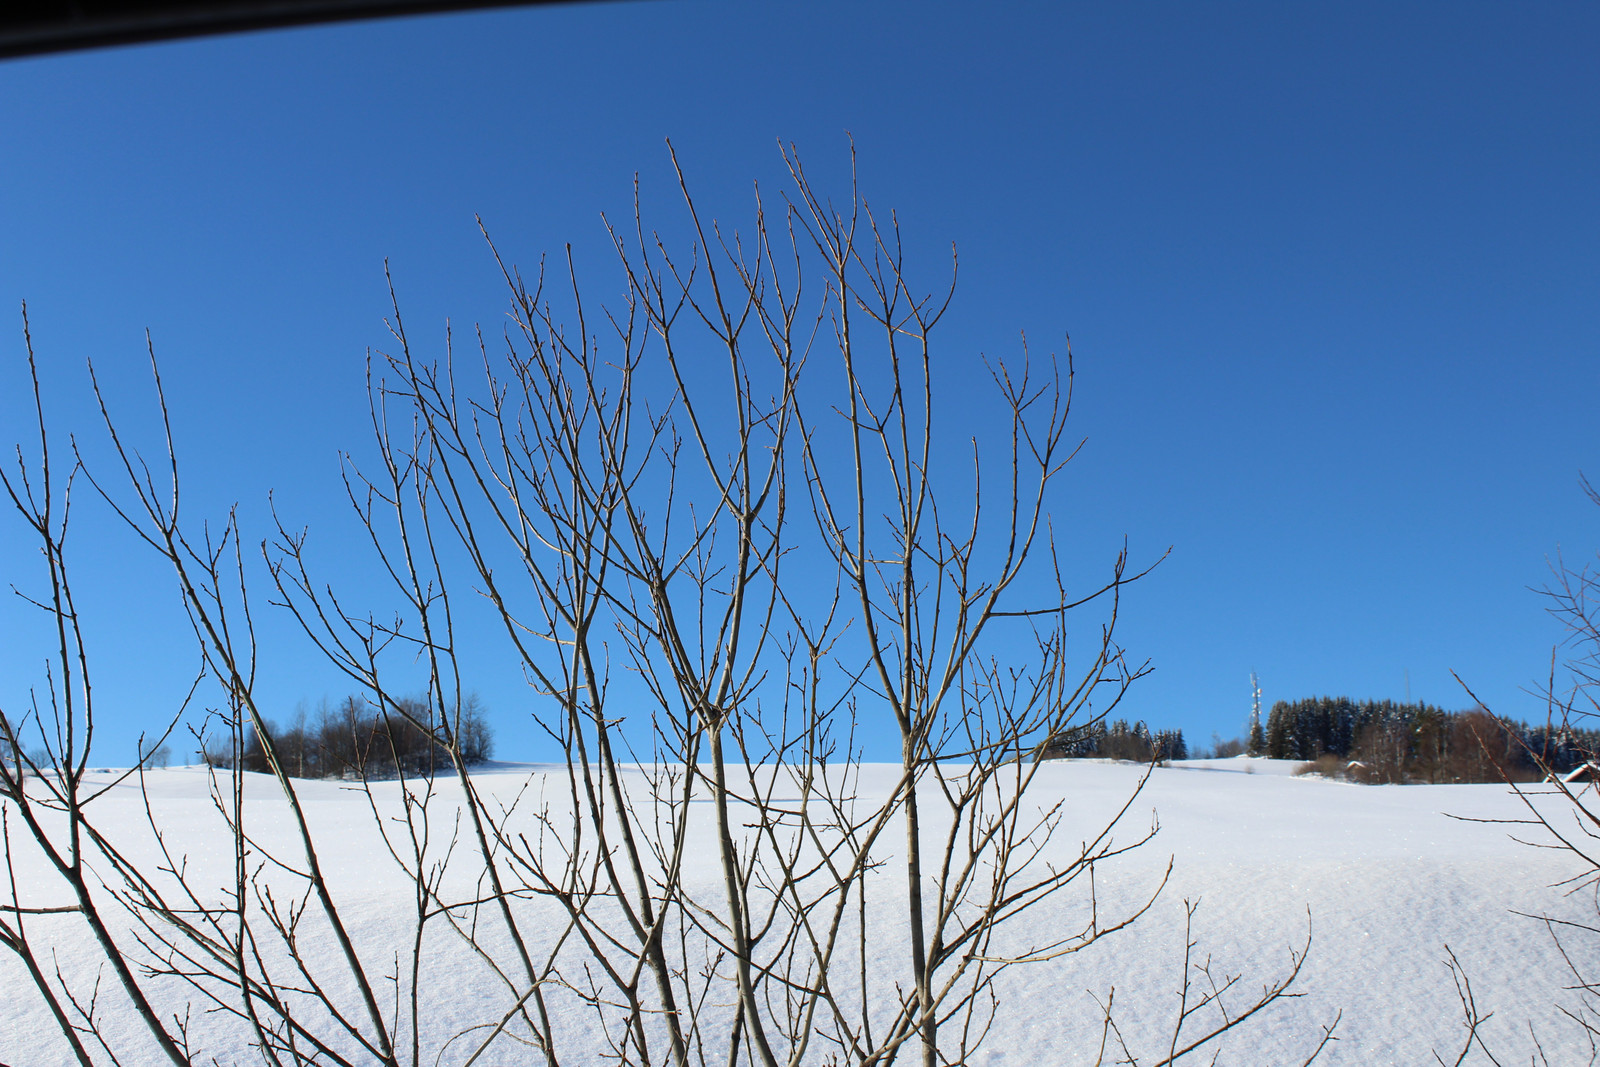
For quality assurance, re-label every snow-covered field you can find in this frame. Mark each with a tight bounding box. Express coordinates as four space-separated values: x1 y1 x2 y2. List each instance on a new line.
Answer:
3 757 1592 1065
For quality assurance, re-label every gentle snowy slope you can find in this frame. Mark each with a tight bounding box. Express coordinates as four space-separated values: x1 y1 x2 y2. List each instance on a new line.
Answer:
2 760 1590 1065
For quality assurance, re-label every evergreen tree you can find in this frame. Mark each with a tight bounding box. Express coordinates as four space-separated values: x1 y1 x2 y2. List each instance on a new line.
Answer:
1265 700 1291 759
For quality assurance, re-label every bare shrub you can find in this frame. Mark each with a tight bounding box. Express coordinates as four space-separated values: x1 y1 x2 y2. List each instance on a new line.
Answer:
0 147 1336 1067
1292 754 1350 780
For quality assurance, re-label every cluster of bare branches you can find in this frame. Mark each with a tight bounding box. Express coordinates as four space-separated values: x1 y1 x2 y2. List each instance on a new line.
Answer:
2 146 1334 1066
1091 901 1339 1067
1436 475 1600 1064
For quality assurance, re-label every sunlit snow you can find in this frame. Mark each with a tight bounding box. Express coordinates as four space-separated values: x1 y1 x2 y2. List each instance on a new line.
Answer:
2 758 1588 1065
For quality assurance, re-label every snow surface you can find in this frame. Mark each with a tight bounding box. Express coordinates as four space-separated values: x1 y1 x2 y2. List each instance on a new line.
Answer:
3 758 1593 1065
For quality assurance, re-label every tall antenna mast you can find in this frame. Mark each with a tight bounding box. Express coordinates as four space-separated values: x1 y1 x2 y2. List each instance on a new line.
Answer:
1249 670 1262 754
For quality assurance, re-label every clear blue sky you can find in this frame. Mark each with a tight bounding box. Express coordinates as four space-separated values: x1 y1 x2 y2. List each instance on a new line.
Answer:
1 1 1596 763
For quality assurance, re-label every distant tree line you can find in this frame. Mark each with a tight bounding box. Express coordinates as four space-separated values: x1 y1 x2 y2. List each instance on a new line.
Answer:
1264 696 1598 783
205 694 493 779
1038 697 1600 784
1043 718 1187 762
1 721 22 779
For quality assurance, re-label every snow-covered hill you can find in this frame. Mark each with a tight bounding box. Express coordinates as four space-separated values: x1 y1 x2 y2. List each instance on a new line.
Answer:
3 759 1590 1065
